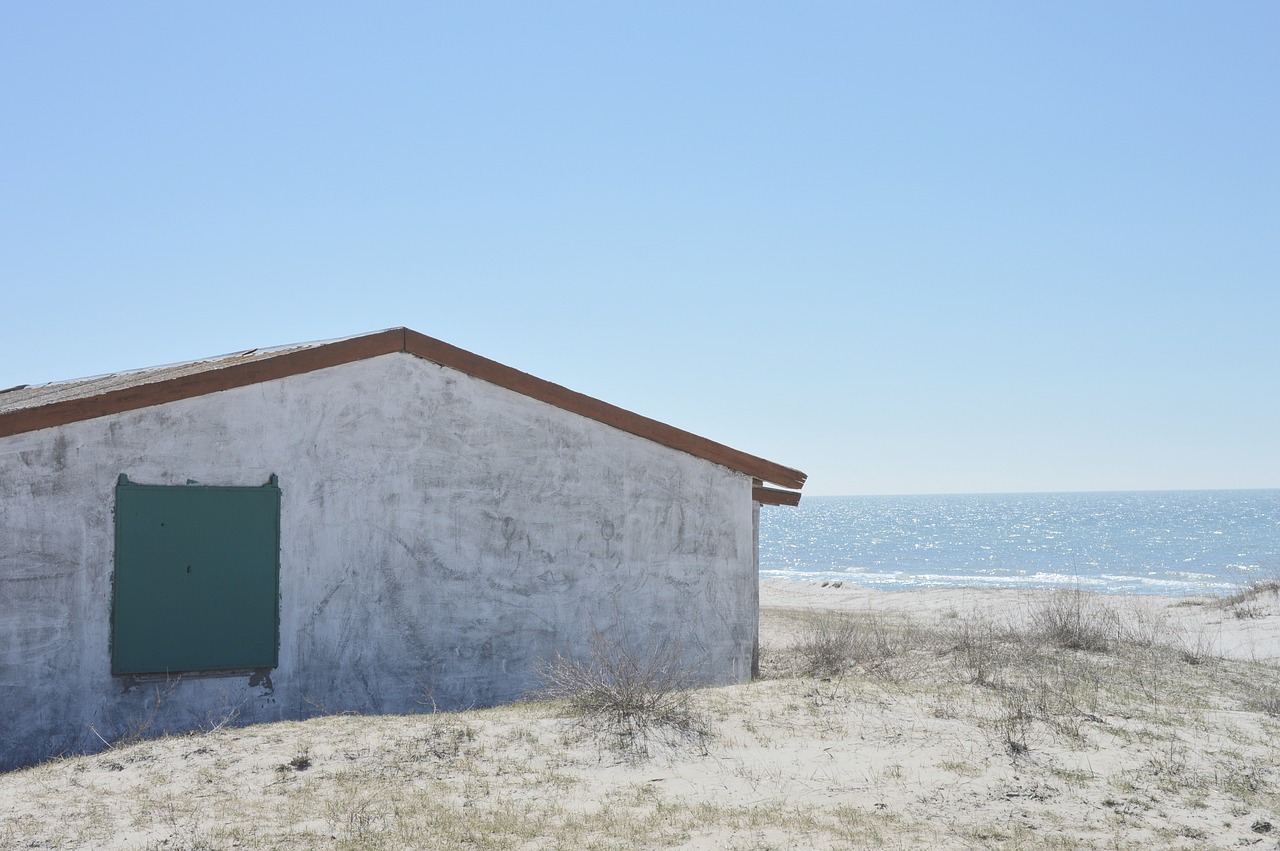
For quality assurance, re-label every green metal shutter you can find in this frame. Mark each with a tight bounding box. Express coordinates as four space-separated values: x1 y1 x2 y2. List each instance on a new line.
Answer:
112 476 280 675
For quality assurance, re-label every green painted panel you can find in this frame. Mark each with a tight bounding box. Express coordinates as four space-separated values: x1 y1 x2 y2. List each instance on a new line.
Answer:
113 477 280 675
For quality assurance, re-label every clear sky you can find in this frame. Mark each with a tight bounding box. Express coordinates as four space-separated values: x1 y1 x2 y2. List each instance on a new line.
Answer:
2 3 1276 496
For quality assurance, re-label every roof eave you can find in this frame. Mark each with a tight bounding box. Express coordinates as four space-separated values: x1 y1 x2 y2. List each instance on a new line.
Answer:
0 327 808 491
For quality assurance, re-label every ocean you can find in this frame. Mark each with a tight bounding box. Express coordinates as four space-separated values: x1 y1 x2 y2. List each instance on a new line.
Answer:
758 489 1280 596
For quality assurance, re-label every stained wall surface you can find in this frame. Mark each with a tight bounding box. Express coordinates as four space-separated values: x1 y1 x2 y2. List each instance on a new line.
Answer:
0 353 756 770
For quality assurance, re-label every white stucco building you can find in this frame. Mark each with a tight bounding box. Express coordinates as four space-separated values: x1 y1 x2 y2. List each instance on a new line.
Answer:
0 328 804 771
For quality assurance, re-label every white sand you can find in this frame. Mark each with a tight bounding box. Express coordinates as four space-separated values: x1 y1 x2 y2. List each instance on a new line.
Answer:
762 578 1280 663
3 581 1279 849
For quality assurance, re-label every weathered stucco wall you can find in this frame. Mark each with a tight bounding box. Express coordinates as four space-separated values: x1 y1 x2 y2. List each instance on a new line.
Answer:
0 353 755 770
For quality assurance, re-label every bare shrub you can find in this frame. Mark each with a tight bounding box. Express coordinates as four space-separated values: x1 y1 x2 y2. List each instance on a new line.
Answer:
944 613 1013 687
997 691 1036 757
1114 600 1177 648
1029 588 1117 652
1174 626 1221 667
792 611 861 678
789 610 912 679
533 628 709 757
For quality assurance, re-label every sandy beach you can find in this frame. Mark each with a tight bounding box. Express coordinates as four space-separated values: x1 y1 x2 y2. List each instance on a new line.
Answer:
760 579 1280 664
3 580 1279 849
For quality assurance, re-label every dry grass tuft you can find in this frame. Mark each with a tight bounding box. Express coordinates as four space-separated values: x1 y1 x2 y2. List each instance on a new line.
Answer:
943 613 1014 687
1027 587 1119 652
6 590 1280 850
1221 574 1280 619
1246 686 1280 716
532 628 710 758
780 609 924 681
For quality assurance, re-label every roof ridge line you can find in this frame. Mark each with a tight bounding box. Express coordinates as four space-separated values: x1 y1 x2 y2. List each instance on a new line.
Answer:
0 327 806 491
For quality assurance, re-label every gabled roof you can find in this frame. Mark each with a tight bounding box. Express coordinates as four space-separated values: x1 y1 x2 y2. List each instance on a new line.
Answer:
0 327 805 502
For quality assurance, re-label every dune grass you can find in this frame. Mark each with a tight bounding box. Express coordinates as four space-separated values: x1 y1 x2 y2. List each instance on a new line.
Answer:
3 591 1279 850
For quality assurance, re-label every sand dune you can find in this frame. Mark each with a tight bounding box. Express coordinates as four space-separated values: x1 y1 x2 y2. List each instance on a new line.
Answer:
3 582 1279 849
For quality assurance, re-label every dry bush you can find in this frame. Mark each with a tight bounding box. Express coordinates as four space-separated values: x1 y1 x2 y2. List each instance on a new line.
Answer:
1028 587 1119 652
1115 600 1178 648
996 690 1037 756
792 610 861 678
944 613 1016 687
1174 625 1220 667
789 610 912 679
533 628 709 757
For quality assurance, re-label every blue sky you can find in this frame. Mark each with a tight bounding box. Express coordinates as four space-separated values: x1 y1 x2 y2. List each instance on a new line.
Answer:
2 3 1276 496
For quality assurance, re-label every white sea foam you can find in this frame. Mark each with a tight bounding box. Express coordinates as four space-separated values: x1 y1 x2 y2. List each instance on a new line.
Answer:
759 490 1280 597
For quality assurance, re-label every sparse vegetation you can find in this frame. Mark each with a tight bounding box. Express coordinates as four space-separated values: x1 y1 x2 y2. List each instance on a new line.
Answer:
760 589 1280 839
1220 573 1280 620
943 611 1013 687
1246 686 1280 716
784 609 913 679
532 628 710 758
278 745 312 773
3 591 1278 850
1027 587 1118 652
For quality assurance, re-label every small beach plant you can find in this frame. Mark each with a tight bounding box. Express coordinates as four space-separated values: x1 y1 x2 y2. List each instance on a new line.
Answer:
1029 587 1118 652
532 627 709 758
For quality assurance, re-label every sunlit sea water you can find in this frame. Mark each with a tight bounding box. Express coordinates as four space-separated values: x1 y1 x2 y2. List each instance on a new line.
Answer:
759 490 1280 596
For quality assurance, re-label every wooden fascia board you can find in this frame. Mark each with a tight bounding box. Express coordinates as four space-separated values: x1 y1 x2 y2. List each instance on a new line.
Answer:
753 486 802 506
0 329 405 439
404 329 808 490
0 326 809 491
